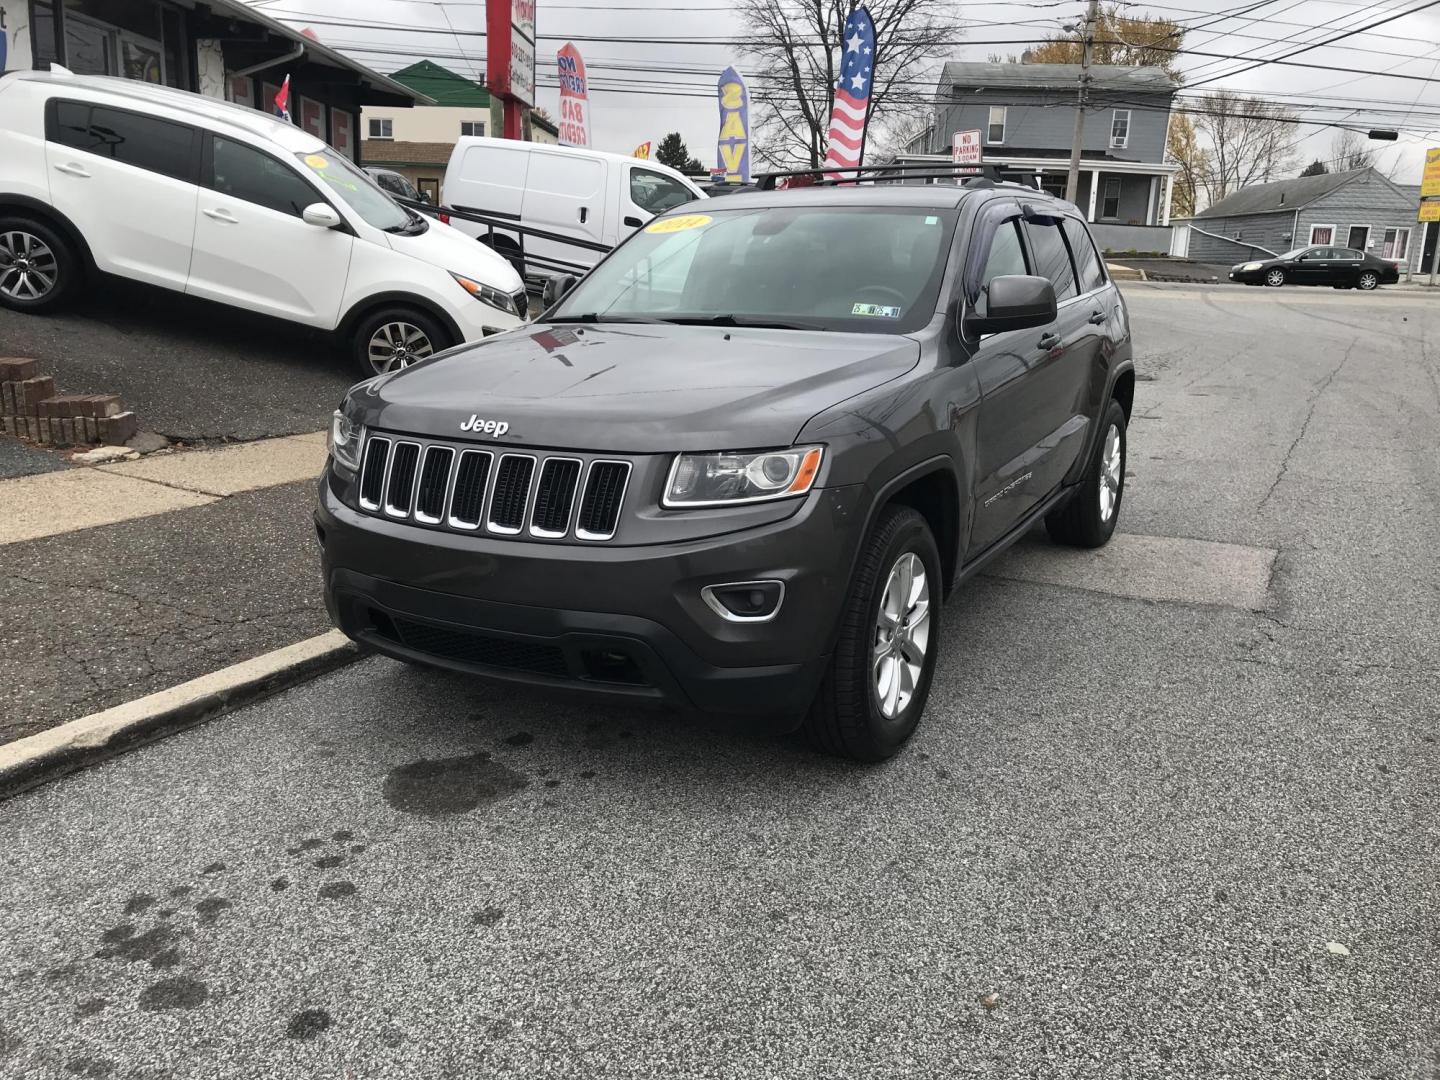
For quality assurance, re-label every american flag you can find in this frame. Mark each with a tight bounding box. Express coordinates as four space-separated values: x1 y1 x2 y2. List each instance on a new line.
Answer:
822 5 876 180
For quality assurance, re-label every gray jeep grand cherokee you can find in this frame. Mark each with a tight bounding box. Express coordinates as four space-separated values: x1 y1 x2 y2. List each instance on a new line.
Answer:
316 180 1135 760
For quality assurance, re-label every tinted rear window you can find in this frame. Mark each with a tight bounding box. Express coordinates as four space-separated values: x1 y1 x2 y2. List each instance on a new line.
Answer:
1024 218 1077 300
1061 217 1107 293
48 101 194 183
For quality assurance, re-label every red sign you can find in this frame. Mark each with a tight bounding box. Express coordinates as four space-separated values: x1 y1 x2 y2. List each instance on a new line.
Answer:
487 0 536 107
556 43 589 147
952 129 982 174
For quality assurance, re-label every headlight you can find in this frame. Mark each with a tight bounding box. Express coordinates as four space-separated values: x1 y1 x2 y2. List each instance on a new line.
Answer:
451 272 519 314
328 409 364 473
1242 262 1263 271
663 446 824 507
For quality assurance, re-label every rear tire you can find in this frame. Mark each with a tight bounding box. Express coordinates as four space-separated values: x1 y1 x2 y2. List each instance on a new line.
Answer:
350 306 453 377
1046 398 1127 549
0 216 79 313
802 505 941 762
1357 270 1379 291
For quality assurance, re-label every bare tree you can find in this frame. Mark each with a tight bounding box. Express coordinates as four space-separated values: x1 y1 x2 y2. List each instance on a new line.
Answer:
736 0 964 168
1330 128 1377 172
1191 91 1300 203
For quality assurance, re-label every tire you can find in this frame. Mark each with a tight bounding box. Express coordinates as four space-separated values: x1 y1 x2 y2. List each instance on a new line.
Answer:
802 505 942 762
350 306 453 377
0 215 79 313
1046 398 1127 549
1357 270 1379 291
1264 268 1285 287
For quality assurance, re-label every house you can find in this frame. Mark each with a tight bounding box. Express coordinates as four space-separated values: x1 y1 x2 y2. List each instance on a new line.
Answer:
891 62 1180 253
360 61 558 199
2 0 429 160
1174 168 1424 273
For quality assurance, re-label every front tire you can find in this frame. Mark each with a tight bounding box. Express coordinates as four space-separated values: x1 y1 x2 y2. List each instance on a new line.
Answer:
1357 270 1379 291
1264 268 1286 287
350 306 453 377
1046 398 1127 549
803 505 941 762
0 216 78 313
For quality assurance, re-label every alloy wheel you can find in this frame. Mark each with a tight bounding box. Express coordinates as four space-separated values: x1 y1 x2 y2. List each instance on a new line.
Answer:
1265 269 1284 287
1099 422 1122 521
367 321 434 374
0 230 59 301
1358 272 1378 290
872 551 931 720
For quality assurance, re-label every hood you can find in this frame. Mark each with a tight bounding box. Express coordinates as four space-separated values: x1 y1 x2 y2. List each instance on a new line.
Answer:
355 322 920 453
385 218 523 293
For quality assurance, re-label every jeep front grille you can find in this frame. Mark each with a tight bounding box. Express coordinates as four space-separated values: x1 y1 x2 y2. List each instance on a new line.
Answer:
357 434 631 543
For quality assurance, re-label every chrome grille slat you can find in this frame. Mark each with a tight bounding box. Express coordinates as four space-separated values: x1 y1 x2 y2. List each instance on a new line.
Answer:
486 454 537 534
576 460 631 541
530 457 583 538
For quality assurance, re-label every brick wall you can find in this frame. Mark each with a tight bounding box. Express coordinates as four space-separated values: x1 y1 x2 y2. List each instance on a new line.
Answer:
0 358 138 448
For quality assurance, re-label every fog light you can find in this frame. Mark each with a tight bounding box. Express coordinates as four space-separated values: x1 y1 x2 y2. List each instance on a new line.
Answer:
701 580 785 623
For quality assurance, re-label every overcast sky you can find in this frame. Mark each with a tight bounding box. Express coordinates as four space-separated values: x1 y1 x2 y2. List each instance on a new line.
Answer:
246 0 1439 184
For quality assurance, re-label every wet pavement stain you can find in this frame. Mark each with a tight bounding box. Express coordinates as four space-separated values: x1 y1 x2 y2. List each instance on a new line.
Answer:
313 855 345 869
148 948 181 971
95 926 176 964
122 894 157 916
64 1056 114 1077
167 886 192 899
318 882 356 900
74 998 108 1019
286 1009 332 1040
473 906 504 927
194 898 233 924
287 838 326 855
138 976 208 1011
382 752 529 817
270 877 290 892
503 731 534 747
332 830 354 842
544 779 562 789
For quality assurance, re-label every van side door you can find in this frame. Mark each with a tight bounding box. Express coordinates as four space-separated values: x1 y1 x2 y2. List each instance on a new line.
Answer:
521 150 608 266
44 99 199 290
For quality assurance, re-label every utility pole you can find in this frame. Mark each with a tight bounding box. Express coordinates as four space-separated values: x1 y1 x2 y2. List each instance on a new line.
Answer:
1064 0 1100 205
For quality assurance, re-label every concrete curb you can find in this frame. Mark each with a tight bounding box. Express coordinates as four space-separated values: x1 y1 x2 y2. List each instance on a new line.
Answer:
0 630 363 801
1105 263 1148 282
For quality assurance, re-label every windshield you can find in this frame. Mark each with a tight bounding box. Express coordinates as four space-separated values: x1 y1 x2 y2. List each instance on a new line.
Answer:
552 205 957 334
296 150 412 231
1276 247 1310 260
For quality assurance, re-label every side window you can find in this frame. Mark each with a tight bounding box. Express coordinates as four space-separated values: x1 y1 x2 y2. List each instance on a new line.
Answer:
987 106 1006 145
629 168 694 214
973 218 1028 316
1061 217 1106 293
1023 218 1078 301
47 102 195 182
209 136 321 217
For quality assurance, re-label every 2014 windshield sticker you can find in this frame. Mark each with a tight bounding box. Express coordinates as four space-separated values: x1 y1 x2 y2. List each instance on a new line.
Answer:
852 303 901 318
646 214 712 234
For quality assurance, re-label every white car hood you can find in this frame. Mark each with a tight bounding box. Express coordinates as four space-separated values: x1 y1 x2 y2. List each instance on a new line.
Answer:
385 218 524 293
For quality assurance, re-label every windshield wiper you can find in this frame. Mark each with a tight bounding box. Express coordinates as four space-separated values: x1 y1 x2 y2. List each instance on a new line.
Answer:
665 314 810 331
385 210 427 235
549 313 674 325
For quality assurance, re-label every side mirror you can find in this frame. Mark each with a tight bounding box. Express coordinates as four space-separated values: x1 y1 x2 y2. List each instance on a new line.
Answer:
964 275 1057 336
302 203 343 229
542 273 578 310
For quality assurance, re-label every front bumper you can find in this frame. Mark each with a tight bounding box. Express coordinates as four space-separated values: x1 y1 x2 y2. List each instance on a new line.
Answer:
1229 267 1265 283
316 476 864 722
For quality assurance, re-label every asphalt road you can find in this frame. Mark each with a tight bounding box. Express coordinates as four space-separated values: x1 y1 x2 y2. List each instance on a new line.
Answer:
0 278 354 443
1 286 1437 1079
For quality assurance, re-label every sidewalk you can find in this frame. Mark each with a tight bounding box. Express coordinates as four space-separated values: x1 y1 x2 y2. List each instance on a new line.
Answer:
0 434 334 744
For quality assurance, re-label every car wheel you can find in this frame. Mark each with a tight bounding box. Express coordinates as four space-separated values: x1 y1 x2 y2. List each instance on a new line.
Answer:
351 307 452 377
1357 271 1379 291
0 217 77 313
803 505 941 762
1046 398 1127 549
1264 268 1285 287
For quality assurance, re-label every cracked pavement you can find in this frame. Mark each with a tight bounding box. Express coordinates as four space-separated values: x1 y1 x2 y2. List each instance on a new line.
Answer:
0 287 1437 1078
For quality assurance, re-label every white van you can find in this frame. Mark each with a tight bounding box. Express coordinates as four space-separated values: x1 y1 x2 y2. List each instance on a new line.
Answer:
0 68 526 376
441 139 706 278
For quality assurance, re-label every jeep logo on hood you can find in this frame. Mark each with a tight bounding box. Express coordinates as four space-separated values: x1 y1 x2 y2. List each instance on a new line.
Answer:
460 415 510 437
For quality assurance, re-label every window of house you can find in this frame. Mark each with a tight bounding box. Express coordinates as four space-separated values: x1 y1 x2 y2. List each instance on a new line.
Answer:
1101 177 1122 219
987 106 1007 145
461 120 485 137
368 117 393 139
47 101 196 183
1060 217 1107 293
1023 217 1078 300
1382 227 1410 261
972 218 1029 315
209 136 320 217
1110 110 1131 149
1308 224 1335 245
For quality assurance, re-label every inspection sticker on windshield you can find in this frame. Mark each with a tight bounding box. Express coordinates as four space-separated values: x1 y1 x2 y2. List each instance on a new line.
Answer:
646 214 712 234
852 303 902 318
303 154 329 169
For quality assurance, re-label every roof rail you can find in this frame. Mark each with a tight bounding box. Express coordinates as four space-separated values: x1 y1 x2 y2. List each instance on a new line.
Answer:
754 162 1017 191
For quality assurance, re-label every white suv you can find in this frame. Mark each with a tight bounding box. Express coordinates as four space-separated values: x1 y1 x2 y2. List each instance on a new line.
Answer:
0 68 526 375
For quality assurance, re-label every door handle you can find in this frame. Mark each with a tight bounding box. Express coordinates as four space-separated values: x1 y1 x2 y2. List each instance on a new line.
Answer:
578 206 588 223
623 215 643 228
54 162 91 178
1037 332 1062 350
1088 309 1106 325
202 208 239 224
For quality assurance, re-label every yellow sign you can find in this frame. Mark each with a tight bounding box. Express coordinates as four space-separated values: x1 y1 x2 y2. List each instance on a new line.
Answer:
1423 147 1440 198
632 141 651 160
1419 199 1440 222
645 214 712 234
304 153 329 169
